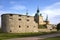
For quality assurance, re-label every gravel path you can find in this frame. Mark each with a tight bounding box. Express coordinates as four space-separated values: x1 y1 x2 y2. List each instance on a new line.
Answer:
6 32 60 40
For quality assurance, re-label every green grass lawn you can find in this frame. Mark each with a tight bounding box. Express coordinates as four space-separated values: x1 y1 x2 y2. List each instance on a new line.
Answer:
0 32 48 40
43 36 60 40
0 31 58 40
0 28 59 40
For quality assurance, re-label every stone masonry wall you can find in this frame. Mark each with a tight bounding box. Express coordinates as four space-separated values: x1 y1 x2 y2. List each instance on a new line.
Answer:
1 14 38 33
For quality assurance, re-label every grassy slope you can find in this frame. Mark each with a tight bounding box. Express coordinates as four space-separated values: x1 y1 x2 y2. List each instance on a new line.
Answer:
0 28 59 40
43 36 60 40
0 32 47 40
0 31 58 40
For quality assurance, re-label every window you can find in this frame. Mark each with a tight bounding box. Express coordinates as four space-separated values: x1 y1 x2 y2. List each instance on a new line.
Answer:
27 26 29 28
19 25 21 28
10 30 12 32
27 19 29 21
50 29 52 31
19 19 21 21
34 19 36 20
10 14 13 16
10 18 13 19
27 16 29 17
34 26 35 27
19 15 21 17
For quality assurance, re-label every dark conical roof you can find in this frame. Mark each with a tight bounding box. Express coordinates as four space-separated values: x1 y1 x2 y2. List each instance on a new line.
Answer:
40 13 42 16
37 7 40 13
35 7 40 16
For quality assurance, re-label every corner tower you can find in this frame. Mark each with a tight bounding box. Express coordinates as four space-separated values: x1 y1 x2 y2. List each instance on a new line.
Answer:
34 7 40 23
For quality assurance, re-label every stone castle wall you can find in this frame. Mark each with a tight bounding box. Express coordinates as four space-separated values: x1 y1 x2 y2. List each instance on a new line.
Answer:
1 14 38 33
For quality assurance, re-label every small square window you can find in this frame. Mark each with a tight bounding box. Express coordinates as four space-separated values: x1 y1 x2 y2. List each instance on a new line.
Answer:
19 15 21 17
19 19 21 20
34 26 35 27
27 16 29 17
10 30 12 32
10 14 13 16
10 18 13 19
27 19 29 21
27 26 29 28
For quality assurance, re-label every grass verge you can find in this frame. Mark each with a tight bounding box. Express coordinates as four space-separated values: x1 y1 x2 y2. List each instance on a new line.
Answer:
0 31 59 40
42 36 60 40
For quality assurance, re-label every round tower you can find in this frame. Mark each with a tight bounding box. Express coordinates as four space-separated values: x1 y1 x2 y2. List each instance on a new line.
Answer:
1 14 11 32
1 14 19 33
34 7 40 23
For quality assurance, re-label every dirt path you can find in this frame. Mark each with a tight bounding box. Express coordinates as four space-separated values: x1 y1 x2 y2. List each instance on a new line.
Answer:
6 32 60 40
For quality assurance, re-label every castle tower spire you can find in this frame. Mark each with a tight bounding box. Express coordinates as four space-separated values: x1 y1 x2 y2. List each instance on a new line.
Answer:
35 7 40 16
46 15 48 21
26 10 28 16
46 15 49 25
37 7 39 13
36 7 40 16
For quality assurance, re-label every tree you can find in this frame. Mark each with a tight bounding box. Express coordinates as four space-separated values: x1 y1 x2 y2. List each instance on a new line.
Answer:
56 23 60 31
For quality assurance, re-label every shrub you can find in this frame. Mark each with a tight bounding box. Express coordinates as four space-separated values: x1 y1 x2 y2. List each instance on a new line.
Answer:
38 25 47 29
56 23 60 31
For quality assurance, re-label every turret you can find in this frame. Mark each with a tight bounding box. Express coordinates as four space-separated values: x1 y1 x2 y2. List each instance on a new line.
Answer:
26 10 28 16
34 7 44 25
34 7 40 23
35 7 40 16
45 15 49 25
46 15 48 21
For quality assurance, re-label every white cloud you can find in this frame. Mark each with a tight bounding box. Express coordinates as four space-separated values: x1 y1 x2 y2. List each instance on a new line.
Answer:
41 2 60 24
42 2 60 18
0 11 11 15
10 5 26 10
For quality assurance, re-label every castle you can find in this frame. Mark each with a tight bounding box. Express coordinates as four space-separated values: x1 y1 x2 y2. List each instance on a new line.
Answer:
1 8 50 33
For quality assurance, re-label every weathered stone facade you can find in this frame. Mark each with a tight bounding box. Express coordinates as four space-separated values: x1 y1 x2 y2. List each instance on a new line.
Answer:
1 14 39 33
1 9 50 33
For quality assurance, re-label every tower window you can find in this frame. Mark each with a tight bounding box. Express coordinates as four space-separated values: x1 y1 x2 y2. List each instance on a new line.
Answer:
27 19 29 21
34 26 35 27
10 14 13 16
19 25 21 28
19 19 21 21
10 18 13 19
27 26 29 28
19 15 21 17
34 19 36 21
10 30 12 32
27 16 29 17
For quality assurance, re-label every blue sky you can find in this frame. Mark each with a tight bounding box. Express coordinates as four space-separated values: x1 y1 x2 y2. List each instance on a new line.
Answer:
0 0 60 25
